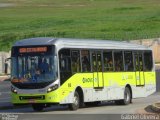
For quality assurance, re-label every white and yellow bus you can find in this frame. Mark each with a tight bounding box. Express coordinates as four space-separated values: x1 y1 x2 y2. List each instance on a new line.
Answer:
11 38 156 111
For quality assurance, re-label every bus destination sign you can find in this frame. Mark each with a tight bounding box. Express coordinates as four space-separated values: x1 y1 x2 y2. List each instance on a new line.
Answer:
19 47 47 53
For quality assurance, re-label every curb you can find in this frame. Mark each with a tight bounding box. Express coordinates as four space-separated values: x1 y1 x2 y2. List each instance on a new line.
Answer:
151 102 160 113
0 76 10 82
0 78 10 82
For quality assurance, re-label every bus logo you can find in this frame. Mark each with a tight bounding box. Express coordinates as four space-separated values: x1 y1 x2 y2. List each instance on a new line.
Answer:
82 78 93 83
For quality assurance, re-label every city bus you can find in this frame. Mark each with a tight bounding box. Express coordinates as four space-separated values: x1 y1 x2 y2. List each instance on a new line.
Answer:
11 38 156 111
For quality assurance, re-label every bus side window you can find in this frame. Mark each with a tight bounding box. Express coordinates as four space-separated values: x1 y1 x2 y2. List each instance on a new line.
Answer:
103 51 113 71
59 49 72 85
124 51 134 71
71 50 81 73
81 50 91 72
139 54 143 71
114 51 124 71
92 53 97 72
144 51 153 71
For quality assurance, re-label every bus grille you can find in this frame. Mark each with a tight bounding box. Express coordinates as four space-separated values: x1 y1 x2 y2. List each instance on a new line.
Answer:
19 95 45 100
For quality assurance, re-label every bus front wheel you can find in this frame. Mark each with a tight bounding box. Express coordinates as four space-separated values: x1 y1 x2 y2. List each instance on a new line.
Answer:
68 91 80 110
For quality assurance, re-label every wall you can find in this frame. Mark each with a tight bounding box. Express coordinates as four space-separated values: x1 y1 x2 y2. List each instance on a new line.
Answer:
130 38 160 63
0 52 10 75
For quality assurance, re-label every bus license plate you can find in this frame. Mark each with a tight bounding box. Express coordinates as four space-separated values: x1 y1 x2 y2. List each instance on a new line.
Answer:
28 99 36 103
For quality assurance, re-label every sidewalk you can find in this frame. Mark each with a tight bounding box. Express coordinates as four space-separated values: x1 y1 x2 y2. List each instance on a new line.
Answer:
0 75 10 82
151 102 160 113
136 105 160 114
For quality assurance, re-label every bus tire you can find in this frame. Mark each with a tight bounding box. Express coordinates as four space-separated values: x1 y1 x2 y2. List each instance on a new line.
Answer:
32 104 44 111
121 87 131 105
68 91 80 110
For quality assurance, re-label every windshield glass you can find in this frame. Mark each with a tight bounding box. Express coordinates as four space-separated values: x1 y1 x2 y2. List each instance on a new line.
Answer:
11 55 57 84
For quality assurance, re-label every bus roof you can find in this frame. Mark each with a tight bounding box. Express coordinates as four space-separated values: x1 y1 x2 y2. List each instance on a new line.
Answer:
13 37 151 50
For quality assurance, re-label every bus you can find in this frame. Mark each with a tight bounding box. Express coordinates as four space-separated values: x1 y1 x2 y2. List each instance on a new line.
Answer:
11 37 156 111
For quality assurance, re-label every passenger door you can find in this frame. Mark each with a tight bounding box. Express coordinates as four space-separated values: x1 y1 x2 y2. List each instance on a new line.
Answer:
134 52 145 86
91 51 104 89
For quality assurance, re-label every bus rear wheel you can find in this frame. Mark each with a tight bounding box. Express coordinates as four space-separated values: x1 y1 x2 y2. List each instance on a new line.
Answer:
68 91 80 110
32 104 44 111
123 87 131 105
115 87 131 105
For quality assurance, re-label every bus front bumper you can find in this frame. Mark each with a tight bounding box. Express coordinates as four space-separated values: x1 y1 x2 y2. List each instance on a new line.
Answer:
11 92 60 104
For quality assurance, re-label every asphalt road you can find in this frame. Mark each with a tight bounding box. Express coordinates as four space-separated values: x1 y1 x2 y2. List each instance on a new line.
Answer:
0 77 160 120
0 81 160 114
0 81 11 103
0 92 160 114
0 90 160 120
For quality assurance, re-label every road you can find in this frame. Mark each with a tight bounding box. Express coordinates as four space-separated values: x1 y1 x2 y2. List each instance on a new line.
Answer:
0 92 160 114
0 81 160 120
0 80 11 103
0 81 160 114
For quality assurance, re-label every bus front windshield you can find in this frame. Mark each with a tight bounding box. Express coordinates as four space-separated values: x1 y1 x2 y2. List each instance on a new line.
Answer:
11 55 58 84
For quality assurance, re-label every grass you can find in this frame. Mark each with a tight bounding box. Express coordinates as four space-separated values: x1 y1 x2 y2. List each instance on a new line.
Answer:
0 0 160 51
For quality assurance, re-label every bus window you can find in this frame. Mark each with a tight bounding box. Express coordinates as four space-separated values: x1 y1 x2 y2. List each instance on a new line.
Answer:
71 50 80 73
134 52 143 71
139 54 143 71
124 51 134 71
144 51 153 71
135 53 139 71
81 50 90 72
59 49 71 84
103 51 113 71
97 53 102 72
59 50 71 72
92 53 97 72
114 51 124 71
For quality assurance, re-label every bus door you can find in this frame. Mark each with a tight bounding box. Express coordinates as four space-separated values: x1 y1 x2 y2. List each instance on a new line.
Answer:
91 51 104 89
134 52 145 86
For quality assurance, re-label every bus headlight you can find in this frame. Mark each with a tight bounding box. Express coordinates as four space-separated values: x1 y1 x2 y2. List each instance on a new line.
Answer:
47 84 58 93
11 86 17 94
